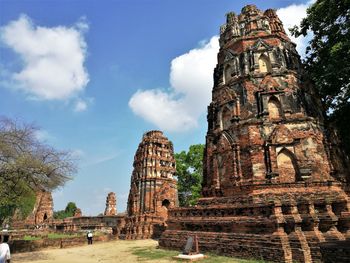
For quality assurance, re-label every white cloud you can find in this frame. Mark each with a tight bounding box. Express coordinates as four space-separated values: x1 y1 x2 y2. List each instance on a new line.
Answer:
73 98 86 112
0 14 89 100
129 36 219 132
277 0 315 57
74 99 88 112
74 97 94 112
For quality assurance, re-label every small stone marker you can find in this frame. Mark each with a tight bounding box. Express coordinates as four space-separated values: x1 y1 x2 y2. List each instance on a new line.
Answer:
183 236 194 255
175 235 205 261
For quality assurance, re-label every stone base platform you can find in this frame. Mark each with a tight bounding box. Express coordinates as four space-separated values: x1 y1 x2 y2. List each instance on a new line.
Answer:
173 254 206 261
160 183 350 263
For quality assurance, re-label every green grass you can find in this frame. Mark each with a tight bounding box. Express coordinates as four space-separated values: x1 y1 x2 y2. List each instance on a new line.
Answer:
202 253 267 263
21 231 106 241
47 233 81 239
23 233 81 240
131 246 178 260
23 235 41 241
131 246 267 263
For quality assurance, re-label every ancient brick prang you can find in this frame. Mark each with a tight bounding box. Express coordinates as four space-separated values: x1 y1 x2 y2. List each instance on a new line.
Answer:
26 190 53 225
160 5 350 263
104 192 117 216
125 130 178 239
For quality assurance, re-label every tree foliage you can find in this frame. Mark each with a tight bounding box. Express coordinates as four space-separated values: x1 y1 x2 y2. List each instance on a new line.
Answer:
0 118 76 223
291 0 350 153
175 144 204 206
53 202 78 219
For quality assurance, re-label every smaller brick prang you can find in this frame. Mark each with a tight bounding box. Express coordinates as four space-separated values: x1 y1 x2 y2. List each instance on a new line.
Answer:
104 192 117 216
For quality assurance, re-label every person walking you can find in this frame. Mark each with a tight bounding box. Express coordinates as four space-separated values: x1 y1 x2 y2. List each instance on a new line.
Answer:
0 234 11 263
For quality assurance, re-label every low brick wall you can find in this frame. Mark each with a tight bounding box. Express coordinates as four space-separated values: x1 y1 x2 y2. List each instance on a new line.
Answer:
10 234 116 253
320 240 350 263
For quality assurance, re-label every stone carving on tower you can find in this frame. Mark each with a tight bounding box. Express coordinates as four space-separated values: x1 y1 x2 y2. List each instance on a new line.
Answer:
124 130 178 239
160 5 350 263
104 192 117 216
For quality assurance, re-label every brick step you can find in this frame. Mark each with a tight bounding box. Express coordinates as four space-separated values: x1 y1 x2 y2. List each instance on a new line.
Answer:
160 234 281 243
160 239 287 262
160 235 321 253
162 232 282 241
168 217 272 222
160 236 286 246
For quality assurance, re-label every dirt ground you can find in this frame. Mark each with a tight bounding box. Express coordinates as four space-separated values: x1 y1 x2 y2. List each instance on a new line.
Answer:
12 239 173 263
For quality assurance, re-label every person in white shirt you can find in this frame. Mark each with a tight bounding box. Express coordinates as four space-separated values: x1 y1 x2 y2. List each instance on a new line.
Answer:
0 234 10 263
86 231 93 245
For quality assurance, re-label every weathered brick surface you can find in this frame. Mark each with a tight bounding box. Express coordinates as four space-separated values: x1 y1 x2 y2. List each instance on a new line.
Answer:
159 5 350 263
320 240 350 263
124 131 178 239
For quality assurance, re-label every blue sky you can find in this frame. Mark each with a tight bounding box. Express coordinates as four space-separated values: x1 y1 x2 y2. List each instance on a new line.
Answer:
0 0 313 215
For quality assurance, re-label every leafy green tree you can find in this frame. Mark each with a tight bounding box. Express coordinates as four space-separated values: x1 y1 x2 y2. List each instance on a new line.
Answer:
65 202 78 215
291 0 350 154
53 202 78 219
0 118 76 224
175 144 204 206
16 190 37 219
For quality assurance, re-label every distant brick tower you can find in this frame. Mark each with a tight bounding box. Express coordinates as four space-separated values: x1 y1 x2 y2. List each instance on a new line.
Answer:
104 192 117 216
74 208 82 217
160 5 350 262
125 131 178 239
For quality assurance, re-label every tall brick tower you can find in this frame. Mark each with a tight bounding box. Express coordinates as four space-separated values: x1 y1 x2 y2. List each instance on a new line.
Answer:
124 130 178 239
160 5 350 262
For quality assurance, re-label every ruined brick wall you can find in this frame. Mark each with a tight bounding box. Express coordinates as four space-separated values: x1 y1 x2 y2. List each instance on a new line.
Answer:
104 192 117 216
51 215 126 234
160 5 350 263
125 130 178 239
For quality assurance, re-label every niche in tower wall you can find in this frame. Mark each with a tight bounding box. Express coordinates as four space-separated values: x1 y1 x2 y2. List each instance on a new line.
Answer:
258 54 272 73
223 59 240 84
250 39 274 70
211 134 242 190
256 91 285 118
219 103 240 130
264 142 302 183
